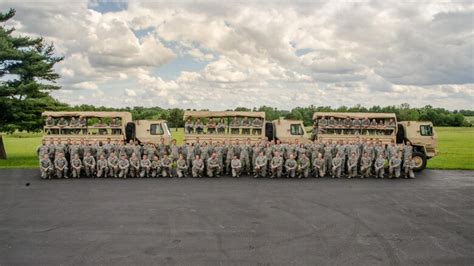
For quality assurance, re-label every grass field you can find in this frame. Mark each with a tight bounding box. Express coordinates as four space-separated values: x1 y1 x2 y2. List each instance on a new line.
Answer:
0 127 472 170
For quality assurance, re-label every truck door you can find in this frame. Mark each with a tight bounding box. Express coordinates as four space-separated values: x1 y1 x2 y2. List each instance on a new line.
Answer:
135 120 171 144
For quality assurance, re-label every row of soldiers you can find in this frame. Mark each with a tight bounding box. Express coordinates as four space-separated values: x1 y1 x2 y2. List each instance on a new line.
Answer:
313 116 397 136
185 117 263 135
38 137 417 179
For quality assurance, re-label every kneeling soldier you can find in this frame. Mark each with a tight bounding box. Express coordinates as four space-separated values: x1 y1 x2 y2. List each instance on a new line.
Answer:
285 154 297 178
40 153 53 179
192 155 204 178
254 152 267 178
389 154 402 178
270 152 283 178
331 153 342 178
313 153 325 178
161 154 172 177
360 152 372 178
374 154 385 178
83 151 96 177
207 153 220 177
297 153 310 178
118 154 129 178
231 155 242 177
140 154 151 178
71 154 82 178
129 153 140 178
404 155 416 179
54 152 68 178
347 152 358 179
151 156 161 177
96 154 108 178
176 154 188 178
108 153 119 178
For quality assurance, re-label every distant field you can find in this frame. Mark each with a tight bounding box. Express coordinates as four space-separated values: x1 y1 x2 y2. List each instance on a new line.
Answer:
0 127 472 170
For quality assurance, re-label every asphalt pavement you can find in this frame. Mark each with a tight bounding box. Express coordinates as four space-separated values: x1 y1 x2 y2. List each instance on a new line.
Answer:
0 169 473 266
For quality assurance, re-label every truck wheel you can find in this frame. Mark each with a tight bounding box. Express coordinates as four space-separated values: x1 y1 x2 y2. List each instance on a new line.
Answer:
412 152 427 172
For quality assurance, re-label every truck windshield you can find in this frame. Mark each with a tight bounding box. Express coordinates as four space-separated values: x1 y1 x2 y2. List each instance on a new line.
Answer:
290 124 304 135
420 125 433 136
150 124 164 135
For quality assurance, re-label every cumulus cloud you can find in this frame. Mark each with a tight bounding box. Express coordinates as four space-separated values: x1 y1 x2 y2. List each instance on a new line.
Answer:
0 0 472 110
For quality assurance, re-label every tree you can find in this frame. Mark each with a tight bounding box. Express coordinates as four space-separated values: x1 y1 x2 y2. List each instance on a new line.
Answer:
0 9 64 159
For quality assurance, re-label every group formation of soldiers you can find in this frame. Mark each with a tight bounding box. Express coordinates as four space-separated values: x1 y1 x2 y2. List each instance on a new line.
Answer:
38 136 417 180
185 117 263 135
313 116 397 136
44 116 122 135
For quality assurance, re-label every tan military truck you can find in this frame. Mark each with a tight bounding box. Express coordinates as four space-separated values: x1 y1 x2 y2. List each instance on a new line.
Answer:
183 111 266 144
42 111 172 144
311 112 437 171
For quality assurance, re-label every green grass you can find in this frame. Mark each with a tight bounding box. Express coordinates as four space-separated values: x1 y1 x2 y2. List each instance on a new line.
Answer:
464 116 474 125
0 127 473 170
427 127 474 170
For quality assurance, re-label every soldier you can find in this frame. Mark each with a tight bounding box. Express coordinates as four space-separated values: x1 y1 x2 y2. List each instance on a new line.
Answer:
110 117 121 135
217 118 226 134
284 154 296 178
185 143 195 173
185 118 194 134
151 156 161 178
231 155 242 178
133 140 142 159
240 141 251 175
403 141 413 165
54 152 68 178
207 118 216 134
71 154 82 178
323 142 333 173
297 153 310 178
69 117 79 134
83 151 96 177
94 118 107 135
140 154 152 178
192 155 204 178
118 154 130 178
129 153 140 178
161 154 172 177
318 116 328 129
241 117 250 134
169 139 180 162
207 153 221 177
360 152 372 178
404 155 416 179
230 117 240 134
176 154 188 178
270 152 283 178
45 115 55 127
57 117 68 134
195 118 204 134
96 154 108 178
40 153 53 179
125 140 134 158
78 116 87 134
331 153 342 178
389 153 402 178
157 138 169 158
254 152 267 178
313 153 325 178
374 154 385 178
108 152 119 178
264 142 273 171
252 117 262 135
347 152 358 179
37 139 50 159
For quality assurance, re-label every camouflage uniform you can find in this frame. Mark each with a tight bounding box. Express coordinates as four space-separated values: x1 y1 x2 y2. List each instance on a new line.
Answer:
54 155 68 178
347 154 358 178
297 155 310 178
108 154 119 178
96 157 108 178
313 155 325 178
192 158 204 178
40 157 53 179
254 154 267 178
161 156 172 177
118 157 130 178
231 157 242 177
285 157 297 178
404 158 416 179
176 158 188 178
374 156 385 178
71 157 82 178
270 155 283 178
389 156 402 178
331 155 342 178
140 157 152 178
151 157 161 178
83 155 96 177
207 156 220 177
360 155 372 178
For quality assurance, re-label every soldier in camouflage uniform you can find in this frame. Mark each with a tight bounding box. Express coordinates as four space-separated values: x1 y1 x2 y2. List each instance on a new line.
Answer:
118 154 130 178
313 153 325 178
54 152 68 178
231 155 242 178
217 118 226 134
374 154 385 178
331 153 342 178
185 143 195 174
207 153 221 177
270 152 283 178
71 154 82 178
404 155 416 179
403 141 413 166
389 153 402 178
161 154 172 177
151 156 161 178
195 118 204 134
169 139 180 162
285 154 297 178
347 152 358 179
83 151 96 177
252 117 262 135
230 117 240 134
297 153 310 178
157 138 169 158
360 152 372 178
37 139 49 159
192 155 204 178
176 154 188 178
254 152 267 178
140 154 152 178
240 140 251 175
40 153 53 179
96 154 108 178
108 152 119 178
185 118 194 134
129 153 140 178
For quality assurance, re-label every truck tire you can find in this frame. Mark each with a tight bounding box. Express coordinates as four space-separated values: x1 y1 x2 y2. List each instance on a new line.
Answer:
412 151 427 172
125 122 136 142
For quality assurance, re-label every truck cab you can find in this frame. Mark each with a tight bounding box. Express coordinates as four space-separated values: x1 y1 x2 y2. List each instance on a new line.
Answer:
128 120 172 144
267 119 309 143
396 121 437 171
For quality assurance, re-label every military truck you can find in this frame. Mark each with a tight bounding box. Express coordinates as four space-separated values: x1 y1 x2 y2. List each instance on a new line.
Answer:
42 111 172 144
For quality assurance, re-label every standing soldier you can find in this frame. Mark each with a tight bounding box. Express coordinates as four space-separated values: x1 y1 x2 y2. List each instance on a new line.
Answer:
133 140 142 159
389 153 402 178
254 152 267 178
157 138 169 158
297 153 310 178
192 155 204 178
360 152 372 178
108 152 119 178
240 141 251 175
313 153 325 178
54 152 68 179
231 155 242 178
185 143 195 174
140 154 151 178
176 154 188 178
264 142 273 171
347 152 358 179
83 151 96 177
96 154 108 178
40 153 53 179
125 140 134 158
37 139 50 159
151 156 161 178
403 141 413 165
118 154 130 178
374 154 385 178
161 154 172 177
170 139 180 162
226 143 235 175
331 153 342 178
323 142 333 174
404 155 416 179
71 154 82 178
270 152 284 178
207 153 221 177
